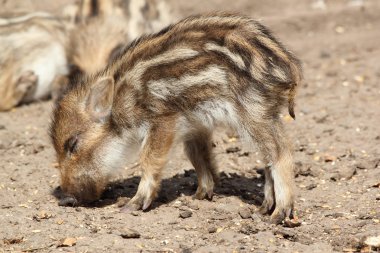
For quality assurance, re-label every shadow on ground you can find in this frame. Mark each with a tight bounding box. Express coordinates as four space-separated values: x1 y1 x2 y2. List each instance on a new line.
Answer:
52 170 266 209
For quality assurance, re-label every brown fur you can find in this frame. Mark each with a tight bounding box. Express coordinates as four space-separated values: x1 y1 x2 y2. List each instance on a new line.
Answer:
67 16 129 77
50 13 302 224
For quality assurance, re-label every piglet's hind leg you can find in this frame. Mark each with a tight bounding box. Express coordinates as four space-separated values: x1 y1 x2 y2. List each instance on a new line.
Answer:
242 118 295 224
266 121 295 224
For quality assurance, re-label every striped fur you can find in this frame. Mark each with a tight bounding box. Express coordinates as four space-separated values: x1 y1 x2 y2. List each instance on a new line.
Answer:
51 13 302 224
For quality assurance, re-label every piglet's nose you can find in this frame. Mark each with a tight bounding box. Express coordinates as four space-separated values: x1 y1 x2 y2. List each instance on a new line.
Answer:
58 196 78 206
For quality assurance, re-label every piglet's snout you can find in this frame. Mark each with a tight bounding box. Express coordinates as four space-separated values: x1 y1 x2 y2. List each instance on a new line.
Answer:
58 196 78 207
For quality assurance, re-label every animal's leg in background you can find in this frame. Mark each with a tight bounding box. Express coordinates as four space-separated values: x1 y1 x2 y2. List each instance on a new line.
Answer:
0 71 38 111
184 129 218 200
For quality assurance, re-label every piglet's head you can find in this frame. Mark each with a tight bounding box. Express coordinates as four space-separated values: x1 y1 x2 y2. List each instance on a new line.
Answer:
50 76 124 205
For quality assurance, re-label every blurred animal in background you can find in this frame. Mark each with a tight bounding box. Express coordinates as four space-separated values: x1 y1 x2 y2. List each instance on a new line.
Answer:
63 0 173 96
66 0 172 40
0 0 173 109
120 0 173 40
64 0 129 91
0 12 69 111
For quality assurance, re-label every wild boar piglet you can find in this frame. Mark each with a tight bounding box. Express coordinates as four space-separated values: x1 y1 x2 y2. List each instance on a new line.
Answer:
50 13 302 224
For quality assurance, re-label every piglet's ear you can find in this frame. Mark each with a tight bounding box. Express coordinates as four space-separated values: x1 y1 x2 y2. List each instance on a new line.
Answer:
86 77 115 122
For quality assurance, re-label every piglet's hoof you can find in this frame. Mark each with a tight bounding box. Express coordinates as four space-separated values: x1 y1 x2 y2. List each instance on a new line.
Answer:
58 196 78 207
120 195 153 213
120 202 141 213
270 207 294 225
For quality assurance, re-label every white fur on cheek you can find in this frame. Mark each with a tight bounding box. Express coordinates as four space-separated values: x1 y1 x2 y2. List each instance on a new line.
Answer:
98 137 128 176
98 123 149 176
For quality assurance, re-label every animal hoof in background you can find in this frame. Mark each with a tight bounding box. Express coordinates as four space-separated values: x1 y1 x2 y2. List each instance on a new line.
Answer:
16 71 38 98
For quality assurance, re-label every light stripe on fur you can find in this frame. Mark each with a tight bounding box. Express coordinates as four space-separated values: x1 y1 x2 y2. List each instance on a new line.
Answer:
148 65 228 99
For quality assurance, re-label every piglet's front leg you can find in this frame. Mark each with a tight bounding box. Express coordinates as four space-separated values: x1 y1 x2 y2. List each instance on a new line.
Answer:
122 120 175 211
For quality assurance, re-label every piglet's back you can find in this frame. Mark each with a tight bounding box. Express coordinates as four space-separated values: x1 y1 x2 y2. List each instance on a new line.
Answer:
107 13 302 118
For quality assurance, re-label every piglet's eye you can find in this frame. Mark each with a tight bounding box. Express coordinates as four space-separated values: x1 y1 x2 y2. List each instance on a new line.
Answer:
64 135 79 154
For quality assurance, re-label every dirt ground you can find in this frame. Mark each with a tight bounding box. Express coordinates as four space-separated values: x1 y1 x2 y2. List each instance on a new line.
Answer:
1 0 380 252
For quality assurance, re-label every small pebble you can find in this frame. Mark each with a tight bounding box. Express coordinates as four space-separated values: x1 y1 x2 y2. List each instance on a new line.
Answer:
275 227 296 240
172 200 182 208
187 202 199 210
320 50 331 59
330 167 356 181
226 146 241 153
238 207 252 219
356 160 377 170
3 237 23 245
363 235 380 248
358 213 372 220
339 167 357 180
306 183 317 190
58 237 77 247
325 212 344 218
119 228 140 239
239 223 259 235
179 210 193 219
208 226 217 233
